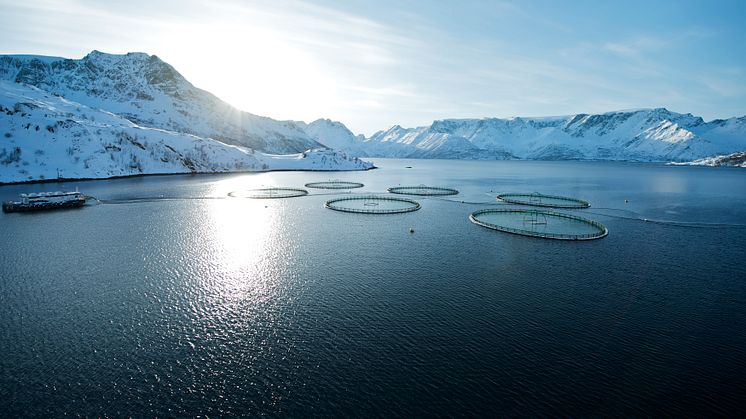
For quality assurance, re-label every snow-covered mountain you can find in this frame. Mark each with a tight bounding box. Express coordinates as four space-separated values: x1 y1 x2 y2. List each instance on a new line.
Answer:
0 51 321 154
300 118 368 156
0 80 371 183
337 109 746 162
2 50 744 182
0 51 373 184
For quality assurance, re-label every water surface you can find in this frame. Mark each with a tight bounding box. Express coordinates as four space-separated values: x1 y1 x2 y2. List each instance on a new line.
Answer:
1 159 745 416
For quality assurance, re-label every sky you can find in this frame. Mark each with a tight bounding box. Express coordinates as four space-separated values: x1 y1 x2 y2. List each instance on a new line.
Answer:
1 0 745 135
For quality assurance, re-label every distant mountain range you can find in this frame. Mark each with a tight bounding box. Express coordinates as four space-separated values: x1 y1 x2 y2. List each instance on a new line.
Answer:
1 50 744 184
307 110 746 163
0 51 371 183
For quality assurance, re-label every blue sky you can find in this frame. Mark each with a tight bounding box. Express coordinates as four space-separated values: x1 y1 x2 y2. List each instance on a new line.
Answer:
1 0 745 135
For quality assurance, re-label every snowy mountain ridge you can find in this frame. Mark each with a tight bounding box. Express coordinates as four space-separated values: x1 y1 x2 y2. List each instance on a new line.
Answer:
306 109 746 162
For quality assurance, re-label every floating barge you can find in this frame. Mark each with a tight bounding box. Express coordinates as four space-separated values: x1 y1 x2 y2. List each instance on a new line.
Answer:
2 190 86 213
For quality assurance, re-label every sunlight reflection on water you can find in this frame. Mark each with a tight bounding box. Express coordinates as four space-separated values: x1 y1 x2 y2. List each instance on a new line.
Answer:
200 198 286 305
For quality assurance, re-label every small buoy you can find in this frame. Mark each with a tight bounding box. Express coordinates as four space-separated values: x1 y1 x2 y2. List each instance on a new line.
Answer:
409 228 415 233
625 199 629 203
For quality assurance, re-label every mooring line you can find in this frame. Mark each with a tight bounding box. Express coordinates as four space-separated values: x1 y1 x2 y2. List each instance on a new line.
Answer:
87 192 746 229
94 196 227 204
567 208 746 229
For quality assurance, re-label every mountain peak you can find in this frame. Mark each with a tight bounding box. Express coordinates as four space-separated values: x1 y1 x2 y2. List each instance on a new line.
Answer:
0 51 323 154
85 49 106 57
310 118 338 126
304 118 366 155
648 107 674 116
84 50 150 60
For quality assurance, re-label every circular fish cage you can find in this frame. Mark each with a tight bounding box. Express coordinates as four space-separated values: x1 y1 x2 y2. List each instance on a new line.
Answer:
496 192 590 208
387 185 459 196
470 209 607 240
304 180 365 189
325 196 421 214
228 187 308 199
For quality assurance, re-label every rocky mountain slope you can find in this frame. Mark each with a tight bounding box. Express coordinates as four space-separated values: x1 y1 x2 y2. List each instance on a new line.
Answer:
0 51 321 154
306 109 746 162
0 80 371 184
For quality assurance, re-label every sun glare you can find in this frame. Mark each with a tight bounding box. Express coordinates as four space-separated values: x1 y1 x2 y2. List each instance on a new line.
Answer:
162 23 340 122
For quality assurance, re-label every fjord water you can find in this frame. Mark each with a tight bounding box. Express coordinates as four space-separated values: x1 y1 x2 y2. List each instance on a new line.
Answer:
1 159 745 416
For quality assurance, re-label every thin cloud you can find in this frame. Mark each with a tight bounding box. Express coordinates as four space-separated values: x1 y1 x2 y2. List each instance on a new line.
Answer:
603 36 668 59
699 77 746 98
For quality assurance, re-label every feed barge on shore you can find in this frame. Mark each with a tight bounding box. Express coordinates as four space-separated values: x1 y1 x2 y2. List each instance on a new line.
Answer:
2 191 86 213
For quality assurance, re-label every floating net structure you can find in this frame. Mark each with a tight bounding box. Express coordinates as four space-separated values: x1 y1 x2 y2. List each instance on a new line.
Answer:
387 185 459 196
304 180 365 189
325 196 421 214
228 188 308 199
470 208 607 240
496 192 590 208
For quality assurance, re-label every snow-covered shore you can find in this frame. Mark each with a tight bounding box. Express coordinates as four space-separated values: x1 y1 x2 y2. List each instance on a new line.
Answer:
669 151 746 168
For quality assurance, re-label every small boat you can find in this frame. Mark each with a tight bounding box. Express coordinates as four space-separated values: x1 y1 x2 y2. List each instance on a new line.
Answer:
2 190 86 213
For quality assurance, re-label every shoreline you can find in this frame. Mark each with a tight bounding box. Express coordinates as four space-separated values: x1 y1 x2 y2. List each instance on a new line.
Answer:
0 165 378 186
3 158 742 187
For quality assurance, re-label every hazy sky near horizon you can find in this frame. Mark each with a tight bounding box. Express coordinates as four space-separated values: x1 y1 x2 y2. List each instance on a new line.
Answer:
1 0 745 135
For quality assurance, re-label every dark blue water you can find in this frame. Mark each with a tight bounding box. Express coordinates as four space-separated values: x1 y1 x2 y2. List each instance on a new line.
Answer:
1 159 745 416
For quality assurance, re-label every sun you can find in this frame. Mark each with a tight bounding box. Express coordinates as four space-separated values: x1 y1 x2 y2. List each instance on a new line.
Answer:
159 23 340 123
